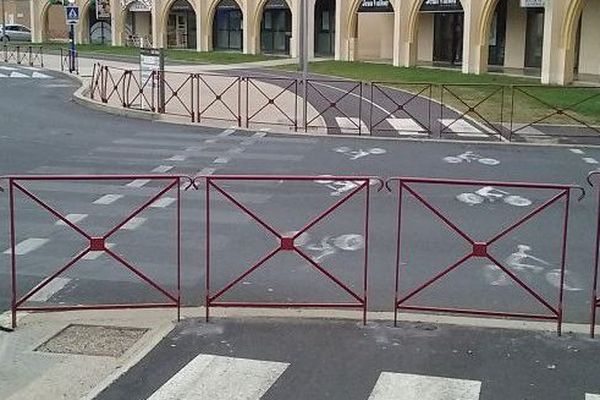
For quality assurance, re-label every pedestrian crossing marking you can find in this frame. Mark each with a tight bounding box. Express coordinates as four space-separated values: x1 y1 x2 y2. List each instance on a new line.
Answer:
439 118 490 138
93 194 123 205
587 394 600 400
386 118 428 136
126 179 151 188
3 238 49 255
335 117 369 134
150 197 176 208
121 217 147 230
368 372 481 400
32 72 53 79
0 66 17 71
0 73 7 78
28 277 71 302
146 354 289 400
55 213 88 226
152 165 174 173
10 71 28 78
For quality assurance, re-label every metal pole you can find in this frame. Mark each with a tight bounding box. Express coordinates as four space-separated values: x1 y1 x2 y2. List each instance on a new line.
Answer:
1 0 6 42
301 0 308 132
70 24 75 72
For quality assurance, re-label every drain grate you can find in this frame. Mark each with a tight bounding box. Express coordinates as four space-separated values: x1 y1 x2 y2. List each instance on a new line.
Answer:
36 324 148 357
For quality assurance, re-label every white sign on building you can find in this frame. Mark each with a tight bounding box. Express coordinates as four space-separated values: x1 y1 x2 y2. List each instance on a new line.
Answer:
521 0 545 7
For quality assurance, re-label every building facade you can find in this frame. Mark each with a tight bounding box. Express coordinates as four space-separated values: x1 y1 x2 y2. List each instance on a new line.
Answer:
21 0 599 85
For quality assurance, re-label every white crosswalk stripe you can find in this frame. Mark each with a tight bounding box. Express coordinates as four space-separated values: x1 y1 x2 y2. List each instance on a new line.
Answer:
335 117 369 134
31 72 53 79
93 194 123 205
82 243 116 260
147 354 289 400
439 118 490 138
120 217 147 230
150 197 176 208
587 394 600 400
386 118 428 136
55 213 88 226
10 71 28 78
27 277 71 302
3 238 49 255
368 372 482 400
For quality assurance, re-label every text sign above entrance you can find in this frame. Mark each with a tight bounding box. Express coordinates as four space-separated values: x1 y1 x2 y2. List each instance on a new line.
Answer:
358 0 394 13
420 0 463 13
520 0 544 7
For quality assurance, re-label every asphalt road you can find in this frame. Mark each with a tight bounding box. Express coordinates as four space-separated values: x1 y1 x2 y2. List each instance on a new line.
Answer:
0 66 599 327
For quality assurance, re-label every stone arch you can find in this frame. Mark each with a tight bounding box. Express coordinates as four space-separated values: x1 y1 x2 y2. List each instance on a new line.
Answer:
562 0 584 51
254 0 293 55
40 0 69 42
157 0 199 49
345 0 395 61
207 0 244 51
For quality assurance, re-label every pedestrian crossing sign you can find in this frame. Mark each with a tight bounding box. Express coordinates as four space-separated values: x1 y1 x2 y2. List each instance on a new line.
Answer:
66 5 80 24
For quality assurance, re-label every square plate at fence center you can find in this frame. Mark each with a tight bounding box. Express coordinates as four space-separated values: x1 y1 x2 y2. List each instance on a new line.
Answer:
35 324 148 357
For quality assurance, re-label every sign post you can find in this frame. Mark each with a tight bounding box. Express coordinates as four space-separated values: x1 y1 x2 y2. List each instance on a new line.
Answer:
140 47 164 112
65 2 79 73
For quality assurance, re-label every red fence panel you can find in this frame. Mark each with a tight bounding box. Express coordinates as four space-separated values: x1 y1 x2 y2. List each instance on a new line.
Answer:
245 76 298 131
3 175 186 329
203 175 375 323
588 171 600 338
388 177 583 335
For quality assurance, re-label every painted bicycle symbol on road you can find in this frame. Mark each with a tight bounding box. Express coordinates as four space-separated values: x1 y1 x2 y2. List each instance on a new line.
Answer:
443 151 500 166
484 244 583 292
457 186 532 207
334 146 387 160
286 232 365 263
315 175 377 197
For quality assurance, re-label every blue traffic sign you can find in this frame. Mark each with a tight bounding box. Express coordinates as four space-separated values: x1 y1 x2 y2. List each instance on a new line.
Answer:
65 5 80 24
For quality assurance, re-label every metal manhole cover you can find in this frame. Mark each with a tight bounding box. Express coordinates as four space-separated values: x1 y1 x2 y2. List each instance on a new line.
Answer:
35 324 148 357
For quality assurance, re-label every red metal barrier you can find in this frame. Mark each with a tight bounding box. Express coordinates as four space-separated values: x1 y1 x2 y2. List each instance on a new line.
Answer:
388 177 583 335
203 175 374 323
245 76 298 130
588 171 600 338
3 175 186 329
196 74 242 126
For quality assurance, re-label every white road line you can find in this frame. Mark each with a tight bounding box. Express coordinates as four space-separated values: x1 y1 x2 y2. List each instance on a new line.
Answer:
4 238 49 255
204 139 217 144
167 155 186 162
227 147 245 154
55 213 88 226
10 71 28 78
586 394 600 400
198 168 217 176
147 354 289 400
32 72 53 79
0 73 7 78
583 158 599 165
368 372 481 400
82 243 115 260
335 117 369 134
150 197 176 208
570 149 585 155
218 128 236 137
93 194 124 205
0 66 17 71
126 179 151 188
120 217 147 230
213 157 230 164
152 165 174 173
28 277 71 302
439 118 489 137
386 118 428 136
253 131 268 138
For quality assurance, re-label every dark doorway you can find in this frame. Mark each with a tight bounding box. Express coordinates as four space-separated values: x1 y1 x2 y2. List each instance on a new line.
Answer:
213 0 243 51
433 13 463 64
488 0 507 66
166 0 197 49
260 0 292 55
524 8 544 68
314 0 335 57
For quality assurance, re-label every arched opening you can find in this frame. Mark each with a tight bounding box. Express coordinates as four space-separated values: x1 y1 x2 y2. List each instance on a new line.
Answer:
166 0 197 49
416 0 464 67
573 1 600 82
212 0 243 51
314 0 335 57
42 2 69 42
484 0 544 73
123 0 153 47
260 0 292 55
351 0 394 62
84 0 112 45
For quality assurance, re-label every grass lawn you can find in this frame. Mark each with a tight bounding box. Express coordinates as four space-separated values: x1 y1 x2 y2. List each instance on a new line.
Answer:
36 42 279 64
281 61 600 127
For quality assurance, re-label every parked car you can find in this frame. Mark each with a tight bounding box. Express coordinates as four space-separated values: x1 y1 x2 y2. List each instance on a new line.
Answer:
0 24 32 42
